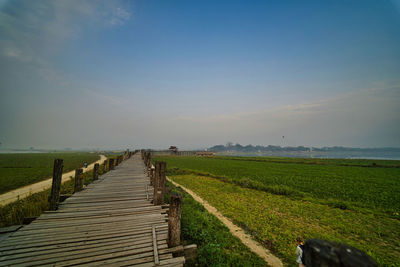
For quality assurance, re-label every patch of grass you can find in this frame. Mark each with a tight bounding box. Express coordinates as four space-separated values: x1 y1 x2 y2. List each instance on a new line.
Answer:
164 181 266 267
169 174 400 266
215 155 400 168
168 168 302 198
155 156 400 213
0 153 100 194
0 162 108 228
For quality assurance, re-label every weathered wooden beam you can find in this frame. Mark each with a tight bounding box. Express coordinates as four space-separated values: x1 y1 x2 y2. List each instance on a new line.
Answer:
103 160 107 172
153 161 166 205
161 245 184 254
159 161 166 195
168 193 182 247
153 161 160 205
143 151 148 166
74 168 83 193
150 167 155 186
93 163 99 180
147 153 152 169
49 158 63 211
109 158 115 170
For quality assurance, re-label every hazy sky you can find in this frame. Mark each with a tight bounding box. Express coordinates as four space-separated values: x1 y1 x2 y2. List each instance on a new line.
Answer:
1 0 399 150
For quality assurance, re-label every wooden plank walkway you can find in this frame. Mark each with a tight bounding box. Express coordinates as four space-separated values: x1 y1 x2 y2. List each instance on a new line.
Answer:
0 154 185 266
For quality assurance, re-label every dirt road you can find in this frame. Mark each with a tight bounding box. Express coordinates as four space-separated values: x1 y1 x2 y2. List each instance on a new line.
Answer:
0 155 107 206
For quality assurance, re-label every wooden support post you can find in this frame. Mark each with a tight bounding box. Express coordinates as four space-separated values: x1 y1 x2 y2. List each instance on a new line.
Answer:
74 168 83 193
109 158 115 170
150 167 155 186
93 163 99 180
159 161 166 195
49 159 63 211
168 193 182 247
153 161 166 205
103 160 107 172
147 153 152 170
153 161 160 204
115 156 119 166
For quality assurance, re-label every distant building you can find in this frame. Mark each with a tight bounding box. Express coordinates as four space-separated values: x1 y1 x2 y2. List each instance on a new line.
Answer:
195 151 215 157
169 146 178 154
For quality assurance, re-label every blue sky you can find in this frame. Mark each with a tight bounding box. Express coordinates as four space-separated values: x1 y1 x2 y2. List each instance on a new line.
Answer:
0 0 399 149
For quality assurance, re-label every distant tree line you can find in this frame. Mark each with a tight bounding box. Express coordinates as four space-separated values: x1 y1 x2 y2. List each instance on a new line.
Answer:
208 143 400 153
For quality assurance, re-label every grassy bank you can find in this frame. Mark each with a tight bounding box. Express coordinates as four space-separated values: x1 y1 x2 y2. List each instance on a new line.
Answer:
0 153 100 194
165 181 266 266
0 162 108 228
154 156 400 266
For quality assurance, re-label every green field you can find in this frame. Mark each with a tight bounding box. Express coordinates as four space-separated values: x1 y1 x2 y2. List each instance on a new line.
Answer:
155 156 400 213
0 153 100 194
217 155 400 168
154 156 400 266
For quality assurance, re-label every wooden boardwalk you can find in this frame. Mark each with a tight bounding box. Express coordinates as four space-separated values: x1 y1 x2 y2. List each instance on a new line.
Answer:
0 154 185 266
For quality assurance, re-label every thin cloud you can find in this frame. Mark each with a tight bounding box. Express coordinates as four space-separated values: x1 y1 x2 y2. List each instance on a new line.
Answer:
108 7 131 26
0 0 131 80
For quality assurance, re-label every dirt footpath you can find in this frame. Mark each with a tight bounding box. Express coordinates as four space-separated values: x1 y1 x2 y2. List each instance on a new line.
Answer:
167 177 283 267
0 155 107 206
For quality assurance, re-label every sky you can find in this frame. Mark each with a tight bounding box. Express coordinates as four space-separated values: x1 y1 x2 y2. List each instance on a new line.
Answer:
0 0 399 150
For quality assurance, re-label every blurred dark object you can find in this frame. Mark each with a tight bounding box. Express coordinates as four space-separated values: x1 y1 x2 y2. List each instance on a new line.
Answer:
304 239 377 267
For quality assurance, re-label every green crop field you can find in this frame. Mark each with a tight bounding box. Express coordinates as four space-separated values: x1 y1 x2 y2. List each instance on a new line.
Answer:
155 156 400 213
154 155 400 266
0 153 100 194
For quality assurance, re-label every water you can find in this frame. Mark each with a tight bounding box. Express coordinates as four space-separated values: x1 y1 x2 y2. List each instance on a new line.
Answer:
0 150 45 154
219 151 400 161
